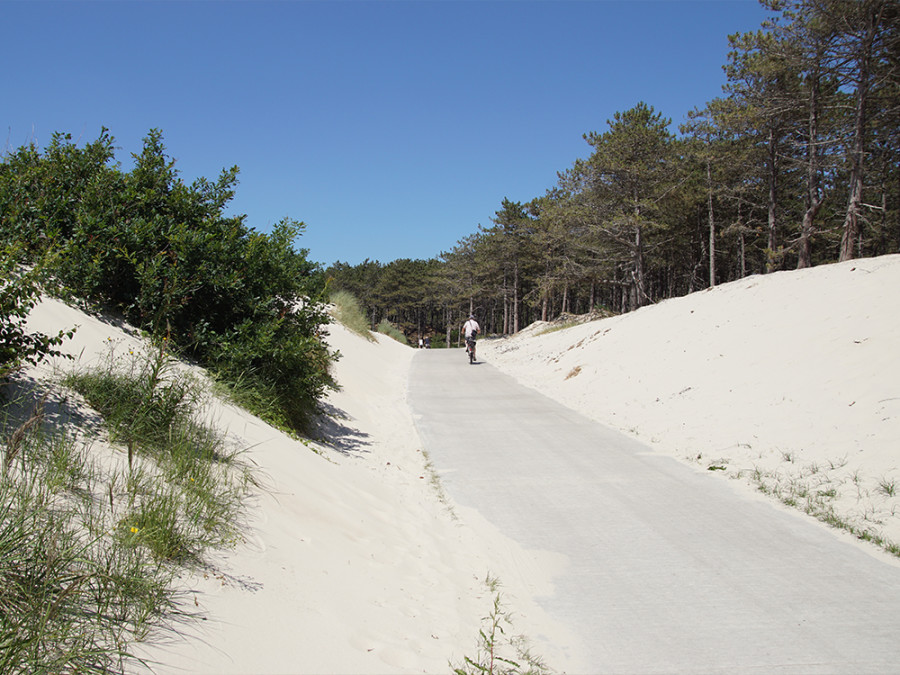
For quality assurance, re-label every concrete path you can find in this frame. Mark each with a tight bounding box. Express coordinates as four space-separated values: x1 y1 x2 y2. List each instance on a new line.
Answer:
408 349 900 674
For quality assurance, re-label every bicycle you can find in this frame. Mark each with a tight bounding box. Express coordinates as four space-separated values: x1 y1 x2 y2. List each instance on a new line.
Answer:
465 336 476 364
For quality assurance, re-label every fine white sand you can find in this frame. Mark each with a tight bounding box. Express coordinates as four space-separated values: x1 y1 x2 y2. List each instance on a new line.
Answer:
480 255 900 551
20 253 900 672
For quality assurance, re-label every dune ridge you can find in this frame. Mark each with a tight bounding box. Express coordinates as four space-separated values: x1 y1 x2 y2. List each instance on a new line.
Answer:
481 255 900 554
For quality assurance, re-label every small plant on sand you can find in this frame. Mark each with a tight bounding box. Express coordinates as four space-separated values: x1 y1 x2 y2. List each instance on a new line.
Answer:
877 477 897 498
452 575 552 675
420 449 456 520
747 462 900 559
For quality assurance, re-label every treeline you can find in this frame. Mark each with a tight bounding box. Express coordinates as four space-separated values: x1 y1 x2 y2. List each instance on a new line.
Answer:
0 128 334 432
328 0 899 341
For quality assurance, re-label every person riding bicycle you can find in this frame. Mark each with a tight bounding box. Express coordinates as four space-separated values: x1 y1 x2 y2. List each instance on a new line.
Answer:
463 314 480 362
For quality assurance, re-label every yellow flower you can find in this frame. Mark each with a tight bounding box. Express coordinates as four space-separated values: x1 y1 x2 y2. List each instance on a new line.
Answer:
130 527 139 534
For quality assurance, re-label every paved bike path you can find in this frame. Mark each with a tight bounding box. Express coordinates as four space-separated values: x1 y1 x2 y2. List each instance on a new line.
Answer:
408 349 900 674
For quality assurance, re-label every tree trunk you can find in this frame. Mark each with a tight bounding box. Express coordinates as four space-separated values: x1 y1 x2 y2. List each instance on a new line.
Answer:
512 261 519 333
445 306 452 348
632 222 645 309
737 202 747 278
798 46 824 269
501 271 509 335
707 157 716 287
766 127 779 272
839 12 877 260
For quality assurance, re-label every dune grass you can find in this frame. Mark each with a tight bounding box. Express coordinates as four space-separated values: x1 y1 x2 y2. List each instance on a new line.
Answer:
330 290 375 341
328 289 410 346
377 319 408 345
0 338 254 672
0 400 177 673
745 462 900 558
63 340 253 563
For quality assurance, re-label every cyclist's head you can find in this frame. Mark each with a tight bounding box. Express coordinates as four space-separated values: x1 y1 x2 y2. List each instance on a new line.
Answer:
469 314 475 319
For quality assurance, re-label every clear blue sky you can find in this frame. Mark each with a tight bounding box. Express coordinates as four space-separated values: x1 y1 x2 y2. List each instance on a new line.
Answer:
3 0 770 266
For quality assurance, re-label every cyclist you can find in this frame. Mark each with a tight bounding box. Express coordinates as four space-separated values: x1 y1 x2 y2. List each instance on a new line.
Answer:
463 314 480 363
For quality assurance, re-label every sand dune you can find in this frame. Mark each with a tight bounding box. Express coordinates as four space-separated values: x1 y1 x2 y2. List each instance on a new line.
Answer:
481 255 900 552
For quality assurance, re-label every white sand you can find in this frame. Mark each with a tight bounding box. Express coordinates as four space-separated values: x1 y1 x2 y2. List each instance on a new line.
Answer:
480 255 900 551
20 254 900 672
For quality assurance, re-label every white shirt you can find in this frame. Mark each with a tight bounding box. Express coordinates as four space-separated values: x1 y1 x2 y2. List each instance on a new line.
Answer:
463 319 480 338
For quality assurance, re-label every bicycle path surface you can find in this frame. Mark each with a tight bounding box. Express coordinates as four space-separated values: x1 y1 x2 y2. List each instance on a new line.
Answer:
408 348 900 674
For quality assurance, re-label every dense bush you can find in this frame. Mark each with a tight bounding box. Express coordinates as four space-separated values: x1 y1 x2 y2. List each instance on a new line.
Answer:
0 129 335 431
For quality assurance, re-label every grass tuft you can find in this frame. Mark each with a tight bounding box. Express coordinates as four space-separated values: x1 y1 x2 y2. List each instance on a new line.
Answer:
329 290 375 341
0 337 254 672
376 319 408 345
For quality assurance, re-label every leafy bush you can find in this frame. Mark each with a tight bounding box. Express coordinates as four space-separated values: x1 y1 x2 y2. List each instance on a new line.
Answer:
0 129 335 432
208 310 335 431
0 252 74 383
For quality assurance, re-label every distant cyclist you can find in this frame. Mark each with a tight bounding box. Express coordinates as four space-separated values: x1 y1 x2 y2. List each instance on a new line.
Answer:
463 314 480 364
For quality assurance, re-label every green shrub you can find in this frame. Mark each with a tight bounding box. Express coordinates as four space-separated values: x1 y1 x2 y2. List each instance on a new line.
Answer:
0 251 74 383
0 128 336 433
208 311 336 431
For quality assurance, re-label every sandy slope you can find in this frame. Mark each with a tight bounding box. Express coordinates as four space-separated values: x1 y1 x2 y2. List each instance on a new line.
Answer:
23 298 565 674
480 255 900 551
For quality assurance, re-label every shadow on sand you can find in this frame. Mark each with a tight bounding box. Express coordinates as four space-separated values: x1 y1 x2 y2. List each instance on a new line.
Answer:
310 402 371 457
1 374 105 440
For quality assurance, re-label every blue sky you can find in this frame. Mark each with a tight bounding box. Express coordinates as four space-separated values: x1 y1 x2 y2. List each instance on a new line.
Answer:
2 0 770 266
